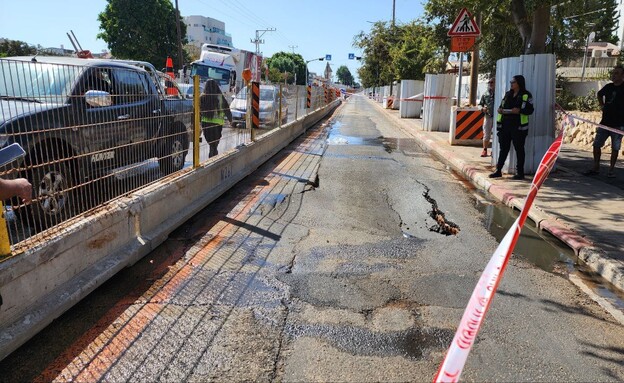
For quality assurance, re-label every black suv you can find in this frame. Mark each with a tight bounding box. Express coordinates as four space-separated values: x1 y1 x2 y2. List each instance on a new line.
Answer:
0 56 192 231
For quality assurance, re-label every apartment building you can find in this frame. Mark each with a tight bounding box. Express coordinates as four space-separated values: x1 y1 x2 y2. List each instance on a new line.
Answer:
184 15 233 48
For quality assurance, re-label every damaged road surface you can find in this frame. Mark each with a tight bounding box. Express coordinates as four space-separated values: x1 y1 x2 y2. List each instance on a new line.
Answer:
3 96 624 382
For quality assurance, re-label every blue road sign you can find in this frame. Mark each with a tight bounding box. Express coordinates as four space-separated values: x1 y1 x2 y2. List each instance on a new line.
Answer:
325 54 332 61
348 53 355 60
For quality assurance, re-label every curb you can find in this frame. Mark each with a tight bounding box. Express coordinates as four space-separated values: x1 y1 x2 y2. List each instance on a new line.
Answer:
366 96 624 294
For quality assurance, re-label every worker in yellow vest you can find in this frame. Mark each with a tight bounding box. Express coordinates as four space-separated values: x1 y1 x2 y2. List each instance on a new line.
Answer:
489 75 534 180
200 79 233 158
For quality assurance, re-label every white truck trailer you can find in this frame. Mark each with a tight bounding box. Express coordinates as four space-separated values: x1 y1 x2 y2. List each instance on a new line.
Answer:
189 44 262 97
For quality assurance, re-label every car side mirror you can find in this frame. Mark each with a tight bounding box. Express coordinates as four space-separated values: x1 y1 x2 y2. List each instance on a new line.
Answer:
85 90 113 107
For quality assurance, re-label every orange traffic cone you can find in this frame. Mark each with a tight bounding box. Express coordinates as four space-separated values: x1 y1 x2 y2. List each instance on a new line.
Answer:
165 56 178 96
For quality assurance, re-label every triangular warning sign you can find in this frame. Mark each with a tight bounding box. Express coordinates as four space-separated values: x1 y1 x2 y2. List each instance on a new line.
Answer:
448 8 481 36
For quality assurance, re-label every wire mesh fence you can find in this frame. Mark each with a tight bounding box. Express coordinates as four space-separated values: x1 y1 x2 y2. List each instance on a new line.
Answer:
0 56 334 252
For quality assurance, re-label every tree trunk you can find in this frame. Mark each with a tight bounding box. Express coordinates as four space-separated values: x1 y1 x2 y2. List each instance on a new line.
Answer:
527 5 550 54
511 0 532 51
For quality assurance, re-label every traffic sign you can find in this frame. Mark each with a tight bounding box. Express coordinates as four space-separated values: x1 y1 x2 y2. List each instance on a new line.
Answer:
450 36 476 52
448 8 481 36
326 54 332 61
348 53 355 60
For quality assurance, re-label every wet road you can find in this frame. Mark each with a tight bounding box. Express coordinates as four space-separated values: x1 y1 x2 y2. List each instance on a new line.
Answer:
2 96 624 382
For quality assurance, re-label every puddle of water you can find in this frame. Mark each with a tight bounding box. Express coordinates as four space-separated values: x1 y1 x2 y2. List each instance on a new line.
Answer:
474 199 575 273
474 197 624 315
326 122 423 156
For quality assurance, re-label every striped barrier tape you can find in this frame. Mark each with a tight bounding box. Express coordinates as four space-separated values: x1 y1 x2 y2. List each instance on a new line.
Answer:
556 104 624 136
433 110 575 382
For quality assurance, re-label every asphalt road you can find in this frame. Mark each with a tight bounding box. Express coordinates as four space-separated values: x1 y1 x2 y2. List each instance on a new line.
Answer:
1 96 623 382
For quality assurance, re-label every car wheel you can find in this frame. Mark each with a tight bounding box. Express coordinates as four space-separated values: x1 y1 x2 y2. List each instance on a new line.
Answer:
15 152 81 232
159 127 189 175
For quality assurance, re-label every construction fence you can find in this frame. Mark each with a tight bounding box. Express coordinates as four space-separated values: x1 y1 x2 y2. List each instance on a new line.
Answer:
0 57 337 253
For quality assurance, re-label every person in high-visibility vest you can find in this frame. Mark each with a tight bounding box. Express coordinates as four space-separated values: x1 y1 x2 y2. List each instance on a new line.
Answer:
489 75 534 180
200 79 233 158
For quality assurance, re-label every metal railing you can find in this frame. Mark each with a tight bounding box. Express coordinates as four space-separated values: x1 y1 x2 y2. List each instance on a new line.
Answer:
0 58 336 253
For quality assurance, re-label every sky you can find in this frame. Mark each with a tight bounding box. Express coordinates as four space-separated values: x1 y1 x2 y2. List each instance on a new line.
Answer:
0 0 425 82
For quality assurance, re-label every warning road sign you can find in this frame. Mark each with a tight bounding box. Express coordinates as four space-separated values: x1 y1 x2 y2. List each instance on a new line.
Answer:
450 36 476 52
448 8 481 36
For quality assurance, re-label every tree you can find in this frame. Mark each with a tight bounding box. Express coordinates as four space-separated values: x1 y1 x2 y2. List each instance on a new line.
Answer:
389 21 440 80
0 39 36 57
98 0 187 69
424 0 619 74
336 66 354 86
353 21 395 88
265 52 306 85
354 20 440 87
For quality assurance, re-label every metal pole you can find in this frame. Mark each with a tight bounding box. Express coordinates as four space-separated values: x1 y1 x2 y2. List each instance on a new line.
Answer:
174 0 184 71
581 35 589 82
469 14 481 106
457 53 464 106
192 75 200 168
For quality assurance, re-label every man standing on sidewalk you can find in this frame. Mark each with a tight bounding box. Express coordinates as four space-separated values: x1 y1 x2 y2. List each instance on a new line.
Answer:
585 65 624 178
479 78 495 157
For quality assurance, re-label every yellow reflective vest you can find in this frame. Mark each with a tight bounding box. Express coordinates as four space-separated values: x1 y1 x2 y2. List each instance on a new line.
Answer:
201 96 226 125
497 92 531 130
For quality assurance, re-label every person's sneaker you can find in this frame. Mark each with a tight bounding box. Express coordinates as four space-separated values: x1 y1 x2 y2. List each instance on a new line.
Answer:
488 170 502 178
512 174 525 180
480 149 488 157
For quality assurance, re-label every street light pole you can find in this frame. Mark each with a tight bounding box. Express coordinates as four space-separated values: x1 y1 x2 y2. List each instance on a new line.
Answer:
305 57 324 86
581 31 596 82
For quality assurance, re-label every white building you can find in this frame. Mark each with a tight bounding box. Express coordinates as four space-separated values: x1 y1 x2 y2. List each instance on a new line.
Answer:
184 15 233 48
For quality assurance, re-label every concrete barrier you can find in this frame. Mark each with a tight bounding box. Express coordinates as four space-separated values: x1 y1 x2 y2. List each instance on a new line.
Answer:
0 100 340 361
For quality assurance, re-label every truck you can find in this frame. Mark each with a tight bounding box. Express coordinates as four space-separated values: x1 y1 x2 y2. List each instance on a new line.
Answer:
0 56 194 231
189 44 262 97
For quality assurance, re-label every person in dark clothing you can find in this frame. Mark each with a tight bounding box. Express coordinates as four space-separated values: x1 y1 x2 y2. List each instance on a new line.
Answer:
584 65 624 178
489 75 534 180
199 79 232 158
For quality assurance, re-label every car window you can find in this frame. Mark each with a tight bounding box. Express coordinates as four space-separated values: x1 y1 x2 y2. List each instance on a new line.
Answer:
0 59 80 103
260 88 275 101
113 68 149 104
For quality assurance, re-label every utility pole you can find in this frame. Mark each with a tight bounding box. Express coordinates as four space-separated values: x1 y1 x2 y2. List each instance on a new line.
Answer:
389 0 396 101
251 28 276 55
289 45 298 53
469 14 481 106
174 0 184 71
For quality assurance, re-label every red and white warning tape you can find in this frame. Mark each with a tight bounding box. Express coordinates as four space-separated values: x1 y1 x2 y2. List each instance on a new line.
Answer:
433 109 576 382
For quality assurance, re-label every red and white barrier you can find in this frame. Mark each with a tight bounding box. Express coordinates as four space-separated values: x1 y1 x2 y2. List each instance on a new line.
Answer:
433 111 575 382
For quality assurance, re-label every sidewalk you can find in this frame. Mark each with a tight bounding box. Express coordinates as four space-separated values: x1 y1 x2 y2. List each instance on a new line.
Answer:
369 98 624 293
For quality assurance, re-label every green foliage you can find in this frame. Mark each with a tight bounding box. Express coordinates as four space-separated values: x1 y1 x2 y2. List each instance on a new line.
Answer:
556 75 601 112
0 39 36 57
265 52 306 85
336 65 354 86
354 20 439 88
98 0 188 69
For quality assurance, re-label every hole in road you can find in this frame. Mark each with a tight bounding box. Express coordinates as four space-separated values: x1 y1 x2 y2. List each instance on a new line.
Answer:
423 189 460 236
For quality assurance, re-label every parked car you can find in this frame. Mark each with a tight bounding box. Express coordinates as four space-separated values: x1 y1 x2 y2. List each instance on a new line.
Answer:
177 83 195 99
229 84 288 128
0 56 193 230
